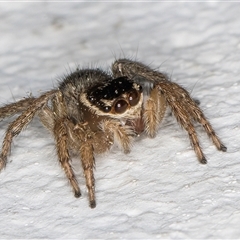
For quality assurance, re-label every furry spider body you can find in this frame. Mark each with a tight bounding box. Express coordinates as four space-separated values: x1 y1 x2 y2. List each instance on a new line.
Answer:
0 59 226 208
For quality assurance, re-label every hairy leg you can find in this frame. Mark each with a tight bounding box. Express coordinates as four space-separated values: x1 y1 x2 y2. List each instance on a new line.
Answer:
0 97 35 120
0 90 56 170
156 81 227 154
53 118 81 197
52 92 81 197
73 124 96 208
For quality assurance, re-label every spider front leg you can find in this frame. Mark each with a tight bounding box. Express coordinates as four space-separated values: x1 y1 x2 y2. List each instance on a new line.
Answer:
66 120 113 208
73 124 96 208
51 92 97 207
51 92 81 198
54 118 81 197
73 118 134 208
38 104 84 201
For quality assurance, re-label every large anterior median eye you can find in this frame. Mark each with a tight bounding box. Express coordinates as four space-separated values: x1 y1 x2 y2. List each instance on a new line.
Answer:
128 89 139 106
114 99 128 114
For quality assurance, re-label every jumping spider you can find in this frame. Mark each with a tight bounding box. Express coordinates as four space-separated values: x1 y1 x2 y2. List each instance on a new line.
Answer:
0 59 226 208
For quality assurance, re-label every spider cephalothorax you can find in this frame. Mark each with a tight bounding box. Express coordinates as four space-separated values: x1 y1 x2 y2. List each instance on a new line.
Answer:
0 58 226 208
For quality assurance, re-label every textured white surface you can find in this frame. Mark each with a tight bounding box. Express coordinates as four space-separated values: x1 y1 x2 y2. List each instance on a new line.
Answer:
0 2 240 239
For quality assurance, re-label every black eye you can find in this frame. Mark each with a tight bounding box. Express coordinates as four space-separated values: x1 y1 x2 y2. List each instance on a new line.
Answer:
103 106 111 112
114 99 128 114
128 89 139 106
88 95 95 103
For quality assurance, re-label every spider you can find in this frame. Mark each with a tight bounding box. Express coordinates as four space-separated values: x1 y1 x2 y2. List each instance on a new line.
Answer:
0 58 226 208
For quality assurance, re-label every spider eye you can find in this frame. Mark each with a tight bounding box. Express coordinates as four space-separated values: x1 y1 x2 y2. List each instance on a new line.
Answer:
128 89 139 106
103 106 111 112
114 99 128 114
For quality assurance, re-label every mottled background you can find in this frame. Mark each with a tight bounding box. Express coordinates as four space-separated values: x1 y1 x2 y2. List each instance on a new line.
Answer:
0 2 239 238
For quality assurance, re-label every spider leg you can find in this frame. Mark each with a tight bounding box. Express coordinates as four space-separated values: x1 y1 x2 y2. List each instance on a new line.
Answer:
185 97 227 152
80 142 95 208
0 90 56 170
156 81 226 163
70 118 134 208
38 105 79 150
54 118 81 197
52 92 81 198
73 124 96 208
172 99 207 163
0 97 35 120
71 119 134 208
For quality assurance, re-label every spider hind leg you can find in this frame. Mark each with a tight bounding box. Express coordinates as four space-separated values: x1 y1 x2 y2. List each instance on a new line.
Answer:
0 90 57 170
156 81 226 163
